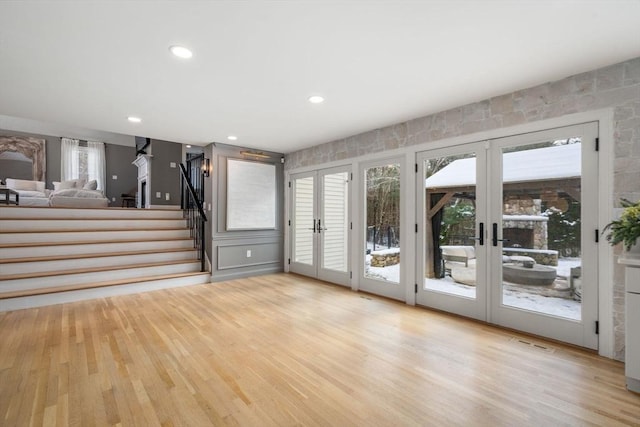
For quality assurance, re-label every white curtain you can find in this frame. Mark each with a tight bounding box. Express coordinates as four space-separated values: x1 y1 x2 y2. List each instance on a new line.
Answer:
87 141 106 190
61 138 106 191
60 138 80 182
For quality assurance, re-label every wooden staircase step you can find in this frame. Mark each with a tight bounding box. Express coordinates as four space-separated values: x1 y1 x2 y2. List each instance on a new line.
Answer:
0 219 187 233
0 260 199 281
0 227 188 234
0 237 192 249
0 248 196 264
0 205 209 310
0 229 192 245
0 206 184 220
0 272 209 300
0 217 185 221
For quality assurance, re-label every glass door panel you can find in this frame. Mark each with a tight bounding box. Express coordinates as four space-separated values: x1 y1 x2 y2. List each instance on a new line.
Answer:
499 140 583 320
416 144 487 321
318 168 351 286
359 159 404 301
321 171 349 273
364 163 401 284
490 122 598 349
290 174 317 277
424 153 478 299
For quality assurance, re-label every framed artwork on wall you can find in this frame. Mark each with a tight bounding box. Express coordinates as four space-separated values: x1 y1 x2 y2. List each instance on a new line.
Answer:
0 136 46 182
226 158 276 230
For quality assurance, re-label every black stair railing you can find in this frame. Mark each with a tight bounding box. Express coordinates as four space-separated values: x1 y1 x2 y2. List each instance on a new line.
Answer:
186 153 205 203
179 163 208 272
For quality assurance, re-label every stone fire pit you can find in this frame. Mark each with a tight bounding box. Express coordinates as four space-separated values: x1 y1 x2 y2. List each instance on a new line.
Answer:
503 263 556 286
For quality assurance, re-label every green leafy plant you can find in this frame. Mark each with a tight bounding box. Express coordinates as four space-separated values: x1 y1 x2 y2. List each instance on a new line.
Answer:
603 199 640 251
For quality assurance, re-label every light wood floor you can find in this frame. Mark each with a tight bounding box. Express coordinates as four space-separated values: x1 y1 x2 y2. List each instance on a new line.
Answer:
1 273 638 426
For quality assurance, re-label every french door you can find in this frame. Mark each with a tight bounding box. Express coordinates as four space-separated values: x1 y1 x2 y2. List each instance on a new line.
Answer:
359 158 405 300
417 123 599 349
289 166 351 286
416 143 488 320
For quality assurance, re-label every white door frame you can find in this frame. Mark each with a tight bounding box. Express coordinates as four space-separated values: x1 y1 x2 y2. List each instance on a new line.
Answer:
487 122 599 349
415 141 489 321
358 156 407 301
288 166 352 286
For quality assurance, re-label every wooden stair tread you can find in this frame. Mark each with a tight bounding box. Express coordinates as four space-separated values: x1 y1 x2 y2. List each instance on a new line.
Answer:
0 217 183 221
0 271 209 299
0 237 192 249
1 227 188 234
0 259 200 281
0 207 208 304
0 206 181 211
0 248 197 264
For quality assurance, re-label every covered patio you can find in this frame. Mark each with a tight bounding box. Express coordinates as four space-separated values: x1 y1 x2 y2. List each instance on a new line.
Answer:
424 142 581 280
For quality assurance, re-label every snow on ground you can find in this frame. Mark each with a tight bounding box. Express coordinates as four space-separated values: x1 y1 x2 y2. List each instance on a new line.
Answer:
365 253 582 320
423 277 580 320
502 288 580 320
554 257 581 278
370 248 400 256
365 254 400 283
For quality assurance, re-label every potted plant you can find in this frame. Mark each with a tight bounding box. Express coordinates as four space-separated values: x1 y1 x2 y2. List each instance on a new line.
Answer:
603 198 640 254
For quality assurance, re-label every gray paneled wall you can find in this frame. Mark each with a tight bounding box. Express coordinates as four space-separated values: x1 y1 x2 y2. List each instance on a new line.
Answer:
210 143 284 281
217 241 281 270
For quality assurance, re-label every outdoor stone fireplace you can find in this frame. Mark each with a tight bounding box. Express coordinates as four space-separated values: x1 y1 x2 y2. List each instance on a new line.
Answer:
503 198 548 250
502 197 558 265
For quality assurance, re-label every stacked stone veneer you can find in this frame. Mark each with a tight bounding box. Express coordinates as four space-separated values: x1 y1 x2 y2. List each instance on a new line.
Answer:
503 198 548 250
370 250 400 267
503 248 558 266
286 58 640 361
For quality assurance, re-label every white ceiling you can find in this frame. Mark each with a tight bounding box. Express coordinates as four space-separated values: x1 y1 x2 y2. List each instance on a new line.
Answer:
1 1 639 154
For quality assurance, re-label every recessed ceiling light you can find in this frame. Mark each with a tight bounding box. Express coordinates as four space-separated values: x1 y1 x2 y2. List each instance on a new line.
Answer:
169 45 193 59
227 135 238 141
308 95 325 104
127 116 142 123
186 145 192 148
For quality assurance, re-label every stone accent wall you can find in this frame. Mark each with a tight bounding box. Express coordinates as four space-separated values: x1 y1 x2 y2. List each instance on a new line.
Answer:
286 57 640 361
504 198 541 216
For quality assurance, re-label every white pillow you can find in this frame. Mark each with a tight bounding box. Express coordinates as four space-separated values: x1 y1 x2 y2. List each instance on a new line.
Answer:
52 181 61 191
58 180 79 190
83 180 97 190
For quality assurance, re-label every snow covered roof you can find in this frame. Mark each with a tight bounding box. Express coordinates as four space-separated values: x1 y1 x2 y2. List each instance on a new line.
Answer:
425 143 580 189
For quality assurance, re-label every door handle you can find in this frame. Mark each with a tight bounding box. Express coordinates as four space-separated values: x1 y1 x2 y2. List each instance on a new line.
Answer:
492 223 510 246
317 219 322 232
474 222 484 246
308 219 317 233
